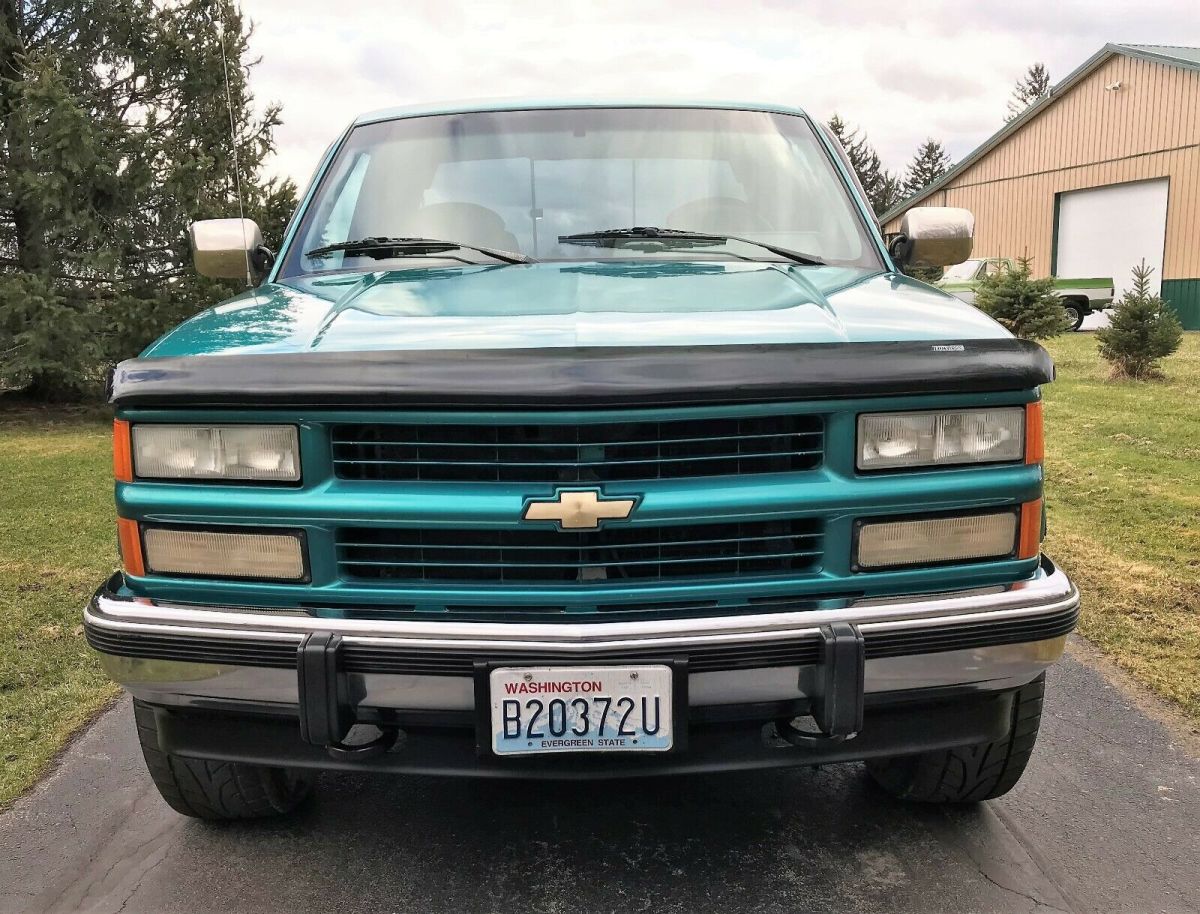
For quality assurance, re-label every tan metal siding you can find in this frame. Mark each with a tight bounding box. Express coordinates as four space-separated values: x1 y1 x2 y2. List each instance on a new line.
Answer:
883 53 1200 280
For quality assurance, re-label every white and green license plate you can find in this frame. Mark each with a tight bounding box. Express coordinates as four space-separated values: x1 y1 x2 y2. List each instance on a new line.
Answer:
489 665 674 756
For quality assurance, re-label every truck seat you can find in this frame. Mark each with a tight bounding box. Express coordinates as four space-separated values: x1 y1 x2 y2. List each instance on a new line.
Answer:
409 202 522 253
665 196 772 234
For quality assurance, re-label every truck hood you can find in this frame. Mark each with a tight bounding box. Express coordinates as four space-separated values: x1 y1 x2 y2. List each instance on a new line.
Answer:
143 261 1010 358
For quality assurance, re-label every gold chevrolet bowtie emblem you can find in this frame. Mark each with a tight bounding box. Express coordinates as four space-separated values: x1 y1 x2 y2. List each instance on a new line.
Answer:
522 489 637 530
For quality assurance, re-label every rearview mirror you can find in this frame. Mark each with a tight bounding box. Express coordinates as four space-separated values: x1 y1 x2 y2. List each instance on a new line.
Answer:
889 207 974 268
189 218 266 280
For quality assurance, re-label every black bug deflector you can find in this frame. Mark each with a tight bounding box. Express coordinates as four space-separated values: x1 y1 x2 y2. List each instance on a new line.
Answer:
109 339 1055 408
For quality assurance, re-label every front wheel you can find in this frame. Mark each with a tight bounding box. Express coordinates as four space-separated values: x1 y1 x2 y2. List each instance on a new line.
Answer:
134 700 316 820
1063 301 1086 331
866 675 1044 803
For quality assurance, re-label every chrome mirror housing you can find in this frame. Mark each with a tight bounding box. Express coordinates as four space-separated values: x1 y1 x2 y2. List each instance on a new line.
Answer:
189 218 265 280
891 207 975 268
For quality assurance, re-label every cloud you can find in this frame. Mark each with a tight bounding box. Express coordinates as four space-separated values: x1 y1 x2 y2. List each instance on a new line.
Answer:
238 0 1200 186
865 58 990 105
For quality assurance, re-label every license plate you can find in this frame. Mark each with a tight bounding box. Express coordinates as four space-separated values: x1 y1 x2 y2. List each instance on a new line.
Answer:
489 665 673 756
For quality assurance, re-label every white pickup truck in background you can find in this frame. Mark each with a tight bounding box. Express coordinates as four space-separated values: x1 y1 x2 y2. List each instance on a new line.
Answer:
938 257 1114 330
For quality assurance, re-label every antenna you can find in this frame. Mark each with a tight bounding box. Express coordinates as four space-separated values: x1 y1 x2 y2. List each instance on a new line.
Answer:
217 7 252 287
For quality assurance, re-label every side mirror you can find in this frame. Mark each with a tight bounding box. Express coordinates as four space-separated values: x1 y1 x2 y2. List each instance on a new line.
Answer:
189 218 266 280
889 207 974 268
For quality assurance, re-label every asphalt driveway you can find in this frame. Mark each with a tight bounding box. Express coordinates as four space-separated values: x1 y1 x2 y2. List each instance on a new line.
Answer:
2 640 1196 914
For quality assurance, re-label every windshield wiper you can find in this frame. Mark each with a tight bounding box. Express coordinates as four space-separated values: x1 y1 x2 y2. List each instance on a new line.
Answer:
557 227 826 266
306 236 533 265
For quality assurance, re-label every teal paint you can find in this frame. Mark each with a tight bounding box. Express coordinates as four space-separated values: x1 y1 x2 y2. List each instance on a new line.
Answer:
351 98 820 128
141 263 1011 358
124 101 1054 622
1162 278 1200 331
265 124 352 287
117 389 1043 617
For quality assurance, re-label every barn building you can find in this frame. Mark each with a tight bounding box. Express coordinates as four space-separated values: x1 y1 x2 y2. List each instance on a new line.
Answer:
881 44 1200 329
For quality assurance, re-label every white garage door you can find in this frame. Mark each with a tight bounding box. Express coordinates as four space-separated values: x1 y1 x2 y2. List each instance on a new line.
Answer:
1055 178 1168 296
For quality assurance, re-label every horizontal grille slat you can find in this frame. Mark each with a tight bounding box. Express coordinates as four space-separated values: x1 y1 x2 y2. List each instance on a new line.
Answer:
335 534 818 552
331 414 824 483
334 431 822 449
332 450 823 468
339 552 822 568
337 520 824 584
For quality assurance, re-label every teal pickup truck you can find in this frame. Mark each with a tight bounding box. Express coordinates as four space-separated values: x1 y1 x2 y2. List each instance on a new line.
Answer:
938 257 1115 330
88 102 1078 820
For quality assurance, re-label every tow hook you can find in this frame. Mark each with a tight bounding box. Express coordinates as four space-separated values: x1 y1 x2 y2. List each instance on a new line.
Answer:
775 622 865 748
325 727 400 761
297 631 398 759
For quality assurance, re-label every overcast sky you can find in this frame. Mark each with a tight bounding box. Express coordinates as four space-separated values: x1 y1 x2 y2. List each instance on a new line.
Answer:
239 0 1200 188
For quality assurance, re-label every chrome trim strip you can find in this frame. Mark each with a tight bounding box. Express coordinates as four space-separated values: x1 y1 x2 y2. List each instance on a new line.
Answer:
98 636 1069 710
88 557 1076 653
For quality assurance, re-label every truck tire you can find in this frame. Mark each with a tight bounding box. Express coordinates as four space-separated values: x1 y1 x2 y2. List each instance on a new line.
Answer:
134 700 315 820
865 675 1044 803
1063 300 1086 331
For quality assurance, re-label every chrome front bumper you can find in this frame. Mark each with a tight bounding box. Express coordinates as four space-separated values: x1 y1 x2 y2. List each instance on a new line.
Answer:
86 557 1078 715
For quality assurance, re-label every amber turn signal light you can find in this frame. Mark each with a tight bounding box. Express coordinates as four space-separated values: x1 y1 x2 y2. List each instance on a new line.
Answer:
113 419 133 482
1018 499 1043 560
117 517 145 577
1024 402 1044 464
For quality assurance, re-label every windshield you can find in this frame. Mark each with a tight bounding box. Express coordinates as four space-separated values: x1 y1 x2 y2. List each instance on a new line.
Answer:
942 259 982 281
279 107 882 277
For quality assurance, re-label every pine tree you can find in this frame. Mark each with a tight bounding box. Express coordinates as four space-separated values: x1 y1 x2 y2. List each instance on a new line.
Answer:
896 138 950 282
1096 261 1183 379
875 171 905 217
974 256 1069 340
903 139 952 197
0 1 296 400
827 114 903 217
1006 63 1051 122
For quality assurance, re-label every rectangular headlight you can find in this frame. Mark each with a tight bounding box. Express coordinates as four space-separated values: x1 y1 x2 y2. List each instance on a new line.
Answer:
141 526 307 581
855 511 1018 570
857 408 1024 470
132 425 300 482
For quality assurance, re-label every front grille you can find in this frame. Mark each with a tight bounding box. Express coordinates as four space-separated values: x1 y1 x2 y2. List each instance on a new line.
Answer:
336 519 823 585
331 414 824 483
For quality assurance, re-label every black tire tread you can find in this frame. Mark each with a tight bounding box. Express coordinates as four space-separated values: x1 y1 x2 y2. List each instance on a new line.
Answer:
1063 300 1087 331
134 700 314 820
866 675 1045 803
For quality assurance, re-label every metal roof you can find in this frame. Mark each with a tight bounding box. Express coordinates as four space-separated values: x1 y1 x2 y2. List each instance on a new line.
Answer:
1117 44 1200 70
880 43 1200 225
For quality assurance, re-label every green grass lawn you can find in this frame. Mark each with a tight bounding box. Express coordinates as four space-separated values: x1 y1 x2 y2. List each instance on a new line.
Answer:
1040 333 1200 722
0 336 1197 808
0 407 119 808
